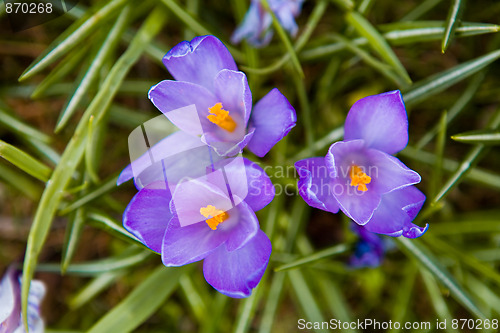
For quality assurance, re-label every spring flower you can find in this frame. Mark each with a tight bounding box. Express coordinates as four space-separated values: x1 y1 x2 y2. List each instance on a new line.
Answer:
231 0 304 47
295 90 428 238
148 35 296 157
122 148 275 298
0 267 45 333
349 224 385 268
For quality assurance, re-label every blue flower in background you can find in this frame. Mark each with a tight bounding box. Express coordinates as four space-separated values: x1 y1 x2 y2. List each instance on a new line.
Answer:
231 0 305 47
148 35 296 157
349 224 386 268
295 91 428 238
0 267 45 333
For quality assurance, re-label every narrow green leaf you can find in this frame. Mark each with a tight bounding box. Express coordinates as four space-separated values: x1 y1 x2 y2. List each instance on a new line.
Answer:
442 0 464 53
345 11 412 85
21 8 167 324
292 73 314 151
275 244 349 272
428 220 500 235
19 0 128 81
87 265 188 333
388 264 418 333
0 163 42 200
331 34 408 88
262 0 304 78
56 6 131 132
37 247 151 276
31 46 88 99
179 275 208 323
432 108 500 203
0 107 51 143
416 72 484 149
289 270 328 333
292 126 344 161
258 272 286 333
429 111 447 200
234 287 260 333
401 146 500 191
61 208 86 274
403 49 500 105
451 129 500 144
301 21 500 61
396 238 486 319
0 140 52 182
401 0 442 21
420 269 459 333
87 211 142 244
69 270 125 309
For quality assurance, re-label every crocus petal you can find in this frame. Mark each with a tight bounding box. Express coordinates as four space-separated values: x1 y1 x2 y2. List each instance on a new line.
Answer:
247 88 296 157
231 1 263 43
161 215 228 266
163 35 237 92
117 131 209 189
349 224 385 268
344 90 409 155
148 80 217 136
216 157 274 212
222 200 260 251
123 184 173 253
203 230 271 298
0 268 16 325
275 4 299 37
295 157 339 213
364 186 428 238
203 128 255 157
364 148 421 194
213 69 252 126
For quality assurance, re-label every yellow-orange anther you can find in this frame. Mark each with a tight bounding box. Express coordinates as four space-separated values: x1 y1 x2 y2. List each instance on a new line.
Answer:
200 205 229 230
207 103 237 132
349 165 371 192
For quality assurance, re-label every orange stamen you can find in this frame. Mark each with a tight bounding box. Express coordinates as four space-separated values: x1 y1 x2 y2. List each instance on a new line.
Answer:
207 103 237 132
200 205 229 230
349 165 371 192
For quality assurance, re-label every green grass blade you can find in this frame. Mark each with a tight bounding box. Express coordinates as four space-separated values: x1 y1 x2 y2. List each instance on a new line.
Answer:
0 163 42 200
21 8 167 325
0 140 52 182
179 275 208 323
416 72 484 149
37 247 151 276
401 0 442 21
432 108 500 203
345 11 412 85
442 0 464 53
331 34 408 87
420 269 459 333
19 0 128 81
69 270 125 309
401 146 500 191
87 265 188 333
31 46 88 99
234 287 260 333
258 272 286 333
59 174 119 215
429 111 447 200
388 264 418 333
451 129 500 144
56 6 131 132
262 0 304 78
292 126 344 160
87 211 142 244
288 270 328 333
0 107 51 143
403 49 500 105
61 208 86 274
396 237 486 319
275 244 349 272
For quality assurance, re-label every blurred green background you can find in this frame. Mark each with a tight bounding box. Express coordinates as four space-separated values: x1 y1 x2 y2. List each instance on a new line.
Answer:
1 0 500 332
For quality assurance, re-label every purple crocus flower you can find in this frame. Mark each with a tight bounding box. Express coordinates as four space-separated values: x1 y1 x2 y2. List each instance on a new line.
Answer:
231 0 305 47
148 35 296 157
123 147 275 298
349 224 385 268
0 267 45 333
295 91 428 238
